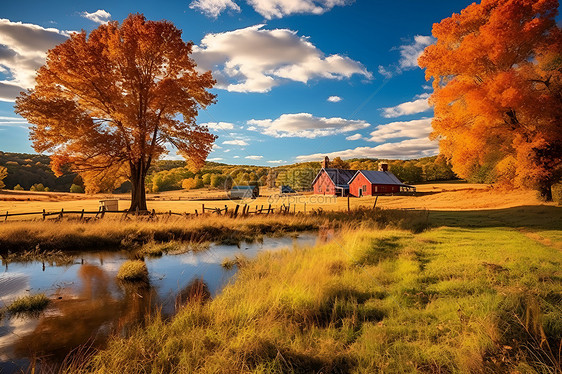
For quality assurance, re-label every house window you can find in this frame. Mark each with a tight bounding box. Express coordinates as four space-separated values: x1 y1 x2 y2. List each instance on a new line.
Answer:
375 186 378 193
362 185 367 192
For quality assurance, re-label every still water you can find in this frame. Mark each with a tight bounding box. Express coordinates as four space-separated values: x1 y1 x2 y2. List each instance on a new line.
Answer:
0 233 319 372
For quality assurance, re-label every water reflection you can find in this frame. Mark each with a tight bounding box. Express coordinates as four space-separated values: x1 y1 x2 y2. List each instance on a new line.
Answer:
0 233 319 371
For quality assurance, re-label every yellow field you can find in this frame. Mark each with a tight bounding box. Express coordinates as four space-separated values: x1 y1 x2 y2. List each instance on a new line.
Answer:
0 182 553 219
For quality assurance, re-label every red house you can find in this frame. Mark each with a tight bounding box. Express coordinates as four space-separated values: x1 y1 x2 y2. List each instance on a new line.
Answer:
312 168 357 196
348 167 415 197
311 157 415 197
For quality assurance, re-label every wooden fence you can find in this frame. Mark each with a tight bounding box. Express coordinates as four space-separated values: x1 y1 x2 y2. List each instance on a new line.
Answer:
2 196 381 222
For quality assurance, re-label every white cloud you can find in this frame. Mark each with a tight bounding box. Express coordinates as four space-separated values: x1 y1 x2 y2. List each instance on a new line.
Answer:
381 93 431 118
398 35 435 69
368 118 433 142
223 139 249 146
81 10 111 24
327 95 342 103
233 155 240 158
267 160 284 164
202 121 235 131
378 65 393 79
422 84 432 90
247 113 370 138
190 0 240 18
192 24 371 93
191 0 350 19
208 157 224 161
346 133 362 141
245 155 263 160
0 115 29 128
0 19 71 101
297 137 439 161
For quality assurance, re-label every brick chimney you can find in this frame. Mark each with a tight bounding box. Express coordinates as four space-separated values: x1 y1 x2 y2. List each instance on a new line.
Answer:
321 156 330 169
378 163 389 172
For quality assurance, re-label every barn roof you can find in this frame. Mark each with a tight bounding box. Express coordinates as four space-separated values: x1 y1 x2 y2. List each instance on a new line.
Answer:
349 170 409 186
312 168 357 187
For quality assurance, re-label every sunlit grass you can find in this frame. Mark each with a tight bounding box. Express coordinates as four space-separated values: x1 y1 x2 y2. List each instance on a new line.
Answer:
70 225 562 373
6 294 50 315
0 207 431 255
117 260 149 282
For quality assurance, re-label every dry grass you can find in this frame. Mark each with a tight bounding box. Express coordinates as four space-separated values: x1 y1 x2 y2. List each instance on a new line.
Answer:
6 293 50 315
117 260 149 282
0 183 551 219
69 226 562 374
0 208 432 255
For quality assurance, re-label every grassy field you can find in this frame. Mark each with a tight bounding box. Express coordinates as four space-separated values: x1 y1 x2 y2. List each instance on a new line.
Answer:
0 183 553 218
3 183 561 373
69 222 562 373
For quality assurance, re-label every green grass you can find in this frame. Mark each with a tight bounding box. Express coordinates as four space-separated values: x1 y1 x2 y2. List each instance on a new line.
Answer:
6 293 50 315
116 260 149 282
70 223 562 374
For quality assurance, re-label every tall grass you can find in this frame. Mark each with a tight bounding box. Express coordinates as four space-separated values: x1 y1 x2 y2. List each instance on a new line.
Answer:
0 208 430 255
6 293 50 315
69 225 562 373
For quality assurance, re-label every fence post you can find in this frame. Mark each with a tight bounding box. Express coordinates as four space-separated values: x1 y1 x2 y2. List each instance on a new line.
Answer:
202 204 205 214
42 209 46 221
233 204 239 218
225 205 228 215
101 206 106 218
373 195 378 210
59 208 64 219
267 204 271 215
347 196 350 212
195 209 198 217
4 211 7 222
80 209 84 220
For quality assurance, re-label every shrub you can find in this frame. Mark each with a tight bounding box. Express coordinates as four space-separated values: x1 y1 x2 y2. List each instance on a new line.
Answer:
30 183 45 192
70 184 84 193
117 260 149 282
13 184 24 191
7 294 50 314
182 178 196 190
0 166 6 189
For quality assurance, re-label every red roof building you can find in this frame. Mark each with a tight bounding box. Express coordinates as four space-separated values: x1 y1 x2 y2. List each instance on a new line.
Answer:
348 167 415 197
311 158 415 197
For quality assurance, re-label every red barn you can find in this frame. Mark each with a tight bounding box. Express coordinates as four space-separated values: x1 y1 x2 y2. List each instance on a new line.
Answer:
348 169 414 197
312 168 356 196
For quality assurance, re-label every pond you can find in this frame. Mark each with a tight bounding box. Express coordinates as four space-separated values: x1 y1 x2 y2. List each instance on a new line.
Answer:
0 233 321 372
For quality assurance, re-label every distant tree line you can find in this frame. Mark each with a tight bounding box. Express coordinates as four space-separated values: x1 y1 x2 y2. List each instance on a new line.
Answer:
1 152 459 194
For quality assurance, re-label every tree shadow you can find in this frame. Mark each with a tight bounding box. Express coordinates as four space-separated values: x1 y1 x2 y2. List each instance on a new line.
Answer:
427 205 562 230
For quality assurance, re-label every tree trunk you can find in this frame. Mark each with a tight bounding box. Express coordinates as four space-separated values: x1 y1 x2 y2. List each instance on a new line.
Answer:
538 182 553 202
129 161 148 212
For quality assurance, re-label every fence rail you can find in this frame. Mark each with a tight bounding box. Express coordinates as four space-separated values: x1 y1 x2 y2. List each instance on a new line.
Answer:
1 195 384 222
1 202 321 222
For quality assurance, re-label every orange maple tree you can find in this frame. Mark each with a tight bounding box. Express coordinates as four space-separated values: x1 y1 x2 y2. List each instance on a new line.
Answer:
419 0 562 200
15 14 216 211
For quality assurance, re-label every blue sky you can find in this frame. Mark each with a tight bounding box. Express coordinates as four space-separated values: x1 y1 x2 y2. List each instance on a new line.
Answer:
0 0 477 165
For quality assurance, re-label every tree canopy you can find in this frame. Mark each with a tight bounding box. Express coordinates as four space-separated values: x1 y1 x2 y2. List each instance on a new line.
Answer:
419 0 562 200
15 14 216 210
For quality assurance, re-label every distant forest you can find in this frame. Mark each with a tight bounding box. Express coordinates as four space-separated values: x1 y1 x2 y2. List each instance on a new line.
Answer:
0 152 458 193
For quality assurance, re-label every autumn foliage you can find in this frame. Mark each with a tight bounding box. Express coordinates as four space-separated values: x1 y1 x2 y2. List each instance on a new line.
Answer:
419 0 562 199
15 14 216 210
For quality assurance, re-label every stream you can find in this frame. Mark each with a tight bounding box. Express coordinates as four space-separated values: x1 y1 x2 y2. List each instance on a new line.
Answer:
0 233 321 372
